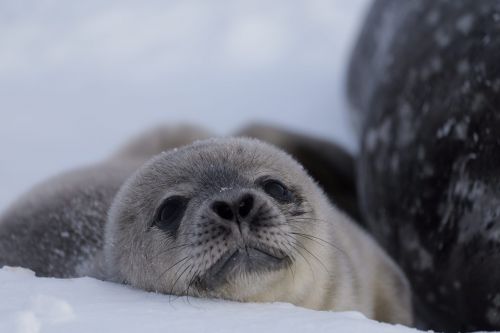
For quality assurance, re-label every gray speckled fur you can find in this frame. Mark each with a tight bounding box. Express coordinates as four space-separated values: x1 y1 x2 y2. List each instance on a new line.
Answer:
0 125 412 325
0 125 212 278
105 136 412 324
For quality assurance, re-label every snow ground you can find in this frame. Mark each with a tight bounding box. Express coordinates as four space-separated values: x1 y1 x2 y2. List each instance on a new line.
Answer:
0 267 422 333
0 1 435 333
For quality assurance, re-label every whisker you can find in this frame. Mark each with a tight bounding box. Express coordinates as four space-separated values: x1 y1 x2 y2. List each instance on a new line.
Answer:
150 243 191 260
169 262 192 301
281 234 315 277
284 234 329 273
290 231 348 259
156 256 189 285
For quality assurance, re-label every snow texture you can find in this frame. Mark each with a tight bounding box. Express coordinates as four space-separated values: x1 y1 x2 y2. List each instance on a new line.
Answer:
0 267 423 333
0 1 432 332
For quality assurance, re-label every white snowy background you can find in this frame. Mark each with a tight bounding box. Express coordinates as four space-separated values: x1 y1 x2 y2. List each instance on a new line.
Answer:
0 0 438 332
0 0 366 212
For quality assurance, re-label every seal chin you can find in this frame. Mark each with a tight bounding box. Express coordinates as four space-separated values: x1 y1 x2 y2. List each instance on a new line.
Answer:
196 246 289 291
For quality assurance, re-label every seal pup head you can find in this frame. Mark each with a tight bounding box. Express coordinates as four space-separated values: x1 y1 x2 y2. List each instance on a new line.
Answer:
104 137 327 301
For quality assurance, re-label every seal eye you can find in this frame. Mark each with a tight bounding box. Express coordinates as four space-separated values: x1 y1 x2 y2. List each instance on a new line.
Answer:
263 180 293 203
154 196 187 234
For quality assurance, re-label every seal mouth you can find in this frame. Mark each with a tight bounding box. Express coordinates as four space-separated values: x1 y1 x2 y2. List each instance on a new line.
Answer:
196 246 289 291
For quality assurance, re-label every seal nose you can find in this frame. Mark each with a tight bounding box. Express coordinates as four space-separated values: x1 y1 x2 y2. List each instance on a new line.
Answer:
238 194 254 218
211 194 254 221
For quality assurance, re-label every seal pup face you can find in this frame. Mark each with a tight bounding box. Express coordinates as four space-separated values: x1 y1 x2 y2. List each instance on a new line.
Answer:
105 138 324 301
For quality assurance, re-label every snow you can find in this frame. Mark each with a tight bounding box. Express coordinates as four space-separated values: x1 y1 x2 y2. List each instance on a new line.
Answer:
0 267 423 333
0 1 434 332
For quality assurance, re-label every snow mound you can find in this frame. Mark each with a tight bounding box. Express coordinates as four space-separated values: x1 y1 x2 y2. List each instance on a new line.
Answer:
0 267 424 333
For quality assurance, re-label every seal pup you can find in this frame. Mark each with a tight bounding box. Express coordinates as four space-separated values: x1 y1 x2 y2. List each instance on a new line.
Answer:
0 126 412 325
104 137 412 324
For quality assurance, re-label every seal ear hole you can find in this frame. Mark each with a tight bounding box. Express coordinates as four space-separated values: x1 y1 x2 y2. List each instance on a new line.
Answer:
153 196 188 234
262 179 293 203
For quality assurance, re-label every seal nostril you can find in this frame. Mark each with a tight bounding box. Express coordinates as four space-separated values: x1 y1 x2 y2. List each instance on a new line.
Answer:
212 201 234 220
238 194 254 218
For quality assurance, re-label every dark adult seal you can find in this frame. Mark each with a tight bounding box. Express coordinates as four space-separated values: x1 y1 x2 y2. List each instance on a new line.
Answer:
348 0 500 331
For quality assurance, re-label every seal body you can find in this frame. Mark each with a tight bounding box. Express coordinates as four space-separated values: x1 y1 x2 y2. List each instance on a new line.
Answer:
0 164 130 278
0 126 412 325
348 0 500 331
0 125 212 278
